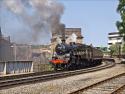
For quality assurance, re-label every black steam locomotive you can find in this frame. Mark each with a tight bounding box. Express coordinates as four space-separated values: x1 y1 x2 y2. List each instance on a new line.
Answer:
49 41 103 70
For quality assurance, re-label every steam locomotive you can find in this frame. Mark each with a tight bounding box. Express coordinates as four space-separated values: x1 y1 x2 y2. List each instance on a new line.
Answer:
49 40 103 70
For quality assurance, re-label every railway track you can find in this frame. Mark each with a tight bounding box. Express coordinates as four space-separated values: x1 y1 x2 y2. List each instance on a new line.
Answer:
0 60 115 90
68 73 125 94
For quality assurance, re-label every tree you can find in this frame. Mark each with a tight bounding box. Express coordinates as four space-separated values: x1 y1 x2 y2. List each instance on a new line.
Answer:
116 0 125 40
122 43 125 54
109 44 120 57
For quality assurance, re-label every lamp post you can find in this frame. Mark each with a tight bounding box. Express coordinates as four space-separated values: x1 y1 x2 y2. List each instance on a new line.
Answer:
11 44 17 61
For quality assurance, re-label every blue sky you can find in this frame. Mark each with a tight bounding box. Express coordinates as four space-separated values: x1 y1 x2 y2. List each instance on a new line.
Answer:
0 0 120 46
60 0 120 46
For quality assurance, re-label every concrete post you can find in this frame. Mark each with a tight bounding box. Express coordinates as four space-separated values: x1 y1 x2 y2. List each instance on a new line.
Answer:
3 62 7 75
31 61 33 72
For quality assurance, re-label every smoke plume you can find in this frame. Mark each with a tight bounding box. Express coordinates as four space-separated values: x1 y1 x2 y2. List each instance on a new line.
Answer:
56 36 62 44
66 33 77 43
71 33 77 43
2 0 64 44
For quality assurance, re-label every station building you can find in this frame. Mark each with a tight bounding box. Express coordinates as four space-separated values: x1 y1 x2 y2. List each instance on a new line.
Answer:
107 31 125 56
0 28 13 62
0 28 33 75
108 32 124 48
51 24 84 53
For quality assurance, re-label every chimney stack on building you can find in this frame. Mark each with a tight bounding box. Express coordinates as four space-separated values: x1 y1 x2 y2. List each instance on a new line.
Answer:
60 24 65 43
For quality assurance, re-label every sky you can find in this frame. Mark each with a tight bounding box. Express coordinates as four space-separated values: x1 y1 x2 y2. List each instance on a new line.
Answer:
60 0 120 47
0 0 121 47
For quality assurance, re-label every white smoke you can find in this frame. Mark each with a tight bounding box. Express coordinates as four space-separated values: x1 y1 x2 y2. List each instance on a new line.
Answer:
56 36 62 44
66 36 72 44
66 33 77 43
2 0 64 44
71 33 77 42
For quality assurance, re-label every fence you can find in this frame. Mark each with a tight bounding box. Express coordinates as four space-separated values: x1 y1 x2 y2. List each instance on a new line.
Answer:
0 61 33 75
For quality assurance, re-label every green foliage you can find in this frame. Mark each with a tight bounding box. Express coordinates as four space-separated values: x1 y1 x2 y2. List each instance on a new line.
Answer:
39 64 53 71
96 47 108 54
117 0 125 40
122 43 125 53
109 44 120 56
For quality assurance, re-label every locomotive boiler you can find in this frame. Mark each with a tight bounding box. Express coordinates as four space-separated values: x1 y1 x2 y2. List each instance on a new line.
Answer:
49 40 103 70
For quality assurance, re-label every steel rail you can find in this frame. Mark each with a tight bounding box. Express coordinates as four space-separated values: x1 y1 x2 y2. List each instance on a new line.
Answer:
0 61 115 90
110 84 125 94
68 73 125 94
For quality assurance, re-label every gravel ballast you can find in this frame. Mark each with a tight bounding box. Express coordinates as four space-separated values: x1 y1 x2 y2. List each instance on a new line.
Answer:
0 64 125 94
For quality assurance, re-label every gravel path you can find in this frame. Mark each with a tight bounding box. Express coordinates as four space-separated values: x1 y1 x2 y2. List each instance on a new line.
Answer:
0 64 125 94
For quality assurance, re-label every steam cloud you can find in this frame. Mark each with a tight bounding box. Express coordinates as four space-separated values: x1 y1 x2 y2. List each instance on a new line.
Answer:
56 36 62 44
2 0 64 44
71 33 77 42
66 33 77 43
